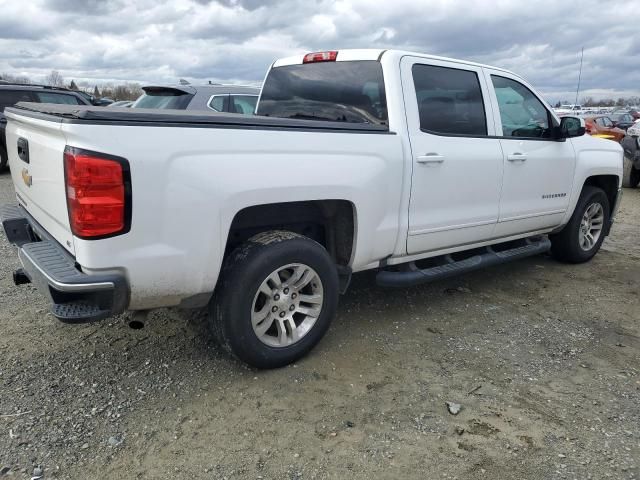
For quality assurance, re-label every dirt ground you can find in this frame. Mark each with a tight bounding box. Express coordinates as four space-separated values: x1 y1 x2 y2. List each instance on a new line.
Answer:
0 170 638 480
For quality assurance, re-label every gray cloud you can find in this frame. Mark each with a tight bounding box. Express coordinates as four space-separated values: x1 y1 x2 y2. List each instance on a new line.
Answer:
0 0 637 102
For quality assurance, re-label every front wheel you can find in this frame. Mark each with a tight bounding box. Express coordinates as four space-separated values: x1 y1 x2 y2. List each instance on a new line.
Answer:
550 186 610 263
210 231 339 369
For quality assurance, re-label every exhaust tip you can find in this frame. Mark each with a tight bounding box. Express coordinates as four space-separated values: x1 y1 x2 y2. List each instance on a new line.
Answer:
13 268 31 286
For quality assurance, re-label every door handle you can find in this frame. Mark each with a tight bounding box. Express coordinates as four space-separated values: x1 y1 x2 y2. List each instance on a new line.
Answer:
417 153 445 164
507 153 527 162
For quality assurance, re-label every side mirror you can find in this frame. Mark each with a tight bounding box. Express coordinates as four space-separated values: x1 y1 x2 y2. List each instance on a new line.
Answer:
559 116 585 139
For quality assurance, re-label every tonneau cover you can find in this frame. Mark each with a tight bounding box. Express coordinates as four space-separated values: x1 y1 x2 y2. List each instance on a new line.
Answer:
5 102 389 132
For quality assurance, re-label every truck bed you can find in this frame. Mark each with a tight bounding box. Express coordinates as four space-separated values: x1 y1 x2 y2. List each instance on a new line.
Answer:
6 103 390 133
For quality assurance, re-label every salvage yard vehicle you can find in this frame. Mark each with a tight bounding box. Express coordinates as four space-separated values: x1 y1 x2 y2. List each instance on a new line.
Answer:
0 84 91 170
610 112 636 131
131 84 260 113
583 115 626 142
0 49 623 368
621 131 640 188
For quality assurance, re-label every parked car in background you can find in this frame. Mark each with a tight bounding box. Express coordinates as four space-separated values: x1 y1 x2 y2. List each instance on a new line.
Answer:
555 104 583 115
609 112 635 131
625 108 640 120
0 84 91 170
583 116 626 142
74 91 115 107
131 84 260 113
108 101 133 108
621 124 640 188
0 49 623 368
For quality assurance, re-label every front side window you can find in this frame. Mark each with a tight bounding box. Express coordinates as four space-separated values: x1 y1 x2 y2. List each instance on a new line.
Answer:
34 92 83 105
412 64 487 136
491 75 552 138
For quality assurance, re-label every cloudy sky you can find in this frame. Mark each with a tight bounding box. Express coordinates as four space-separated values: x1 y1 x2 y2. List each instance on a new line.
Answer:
0 0 638 102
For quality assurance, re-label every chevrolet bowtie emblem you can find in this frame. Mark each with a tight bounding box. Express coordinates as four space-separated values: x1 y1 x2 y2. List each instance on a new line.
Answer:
21 168 32 187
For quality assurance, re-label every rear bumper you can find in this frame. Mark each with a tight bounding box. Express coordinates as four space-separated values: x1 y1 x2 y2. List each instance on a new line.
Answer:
0 204 129 323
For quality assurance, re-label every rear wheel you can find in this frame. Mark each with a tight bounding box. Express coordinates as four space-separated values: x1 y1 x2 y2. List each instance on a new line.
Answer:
210 231 339 369
622 151 640 188
550 186 610 263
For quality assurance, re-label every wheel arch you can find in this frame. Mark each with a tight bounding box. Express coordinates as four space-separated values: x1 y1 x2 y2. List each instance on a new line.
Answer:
583 174 619 214
224 199 357 269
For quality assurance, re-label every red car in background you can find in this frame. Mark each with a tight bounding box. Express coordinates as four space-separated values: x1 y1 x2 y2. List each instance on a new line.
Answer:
583 116 626 142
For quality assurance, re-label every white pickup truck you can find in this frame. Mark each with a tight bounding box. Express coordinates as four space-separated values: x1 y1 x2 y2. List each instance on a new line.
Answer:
0 49 623 368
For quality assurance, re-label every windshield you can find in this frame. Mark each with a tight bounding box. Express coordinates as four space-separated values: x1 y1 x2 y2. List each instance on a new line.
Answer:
257 60 388 125
132 89 193 109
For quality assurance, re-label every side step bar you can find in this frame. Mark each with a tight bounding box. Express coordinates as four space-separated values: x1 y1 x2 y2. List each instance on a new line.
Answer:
376 237 551 288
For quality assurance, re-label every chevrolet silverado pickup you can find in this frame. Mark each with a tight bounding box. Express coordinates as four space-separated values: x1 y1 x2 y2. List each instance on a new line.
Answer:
0 49 623 368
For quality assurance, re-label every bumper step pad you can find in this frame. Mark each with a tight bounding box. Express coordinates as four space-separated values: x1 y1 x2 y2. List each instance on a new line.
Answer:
1 204 128 323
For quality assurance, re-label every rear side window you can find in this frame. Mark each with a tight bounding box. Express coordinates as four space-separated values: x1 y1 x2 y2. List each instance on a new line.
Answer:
132 89 193 109
412 64 487 136
229 95 257 115
257 60 388 125
33 92 84 105
491 75 552 138
0 90 33 112
208 95 227 112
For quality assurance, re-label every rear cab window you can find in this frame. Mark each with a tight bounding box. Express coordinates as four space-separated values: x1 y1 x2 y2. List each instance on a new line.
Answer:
257 60 388 126
132 88 194 109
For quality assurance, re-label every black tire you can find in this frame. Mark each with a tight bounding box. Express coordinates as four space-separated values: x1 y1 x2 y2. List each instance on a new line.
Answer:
622 152 640 188
0 145 7 171
550 186 610 263
210 231 339 369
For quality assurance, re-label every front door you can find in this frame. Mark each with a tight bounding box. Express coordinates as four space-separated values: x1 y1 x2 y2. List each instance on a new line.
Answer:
483 71 576 237
401 57 503 254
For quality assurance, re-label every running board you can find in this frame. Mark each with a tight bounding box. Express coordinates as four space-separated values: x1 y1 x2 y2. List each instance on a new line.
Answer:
376 237 551 288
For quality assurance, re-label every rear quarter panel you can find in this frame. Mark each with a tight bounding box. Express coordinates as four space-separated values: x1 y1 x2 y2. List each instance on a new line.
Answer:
63 123 405 309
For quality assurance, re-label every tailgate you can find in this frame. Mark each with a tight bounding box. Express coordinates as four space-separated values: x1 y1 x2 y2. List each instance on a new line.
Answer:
5 112 75 254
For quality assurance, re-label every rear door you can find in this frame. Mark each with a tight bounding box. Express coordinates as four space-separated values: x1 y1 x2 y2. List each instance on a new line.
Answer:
6 112 75 254
401 56 503 254
484 70 575 237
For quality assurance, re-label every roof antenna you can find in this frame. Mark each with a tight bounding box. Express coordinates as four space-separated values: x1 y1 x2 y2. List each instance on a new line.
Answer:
574 47 584 107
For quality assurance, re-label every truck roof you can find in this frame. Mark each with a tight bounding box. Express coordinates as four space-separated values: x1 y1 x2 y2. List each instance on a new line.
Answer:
272 48 518 77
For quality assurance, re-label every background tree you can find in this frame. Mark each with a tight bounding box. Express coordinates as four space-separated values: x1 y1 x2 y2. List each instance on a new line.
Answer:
69 79 78 90
45 70 65 87
93 85 100 97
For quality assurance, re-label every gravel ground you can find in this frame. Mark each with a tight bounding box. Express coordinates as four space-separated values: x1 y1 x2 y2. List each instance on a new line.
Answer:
0 170 639 480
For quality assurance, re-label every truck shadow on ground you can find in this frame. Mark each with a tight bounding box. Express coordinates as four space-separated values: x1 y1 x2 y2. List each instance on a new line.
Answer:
173 253 561 369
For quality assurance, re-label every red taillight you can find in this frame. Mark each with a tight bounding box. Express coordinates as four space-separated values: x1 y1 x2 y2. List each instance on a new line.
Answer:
303 51 338 63
64 147 130 239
